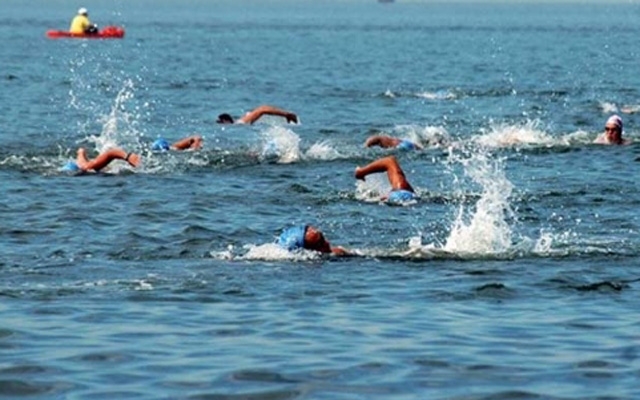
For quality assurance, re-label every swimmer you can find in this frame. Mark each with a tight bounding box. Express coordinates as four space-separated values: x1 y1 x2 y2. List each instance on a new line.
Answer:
594 115 631 145
62 147 140 173
151 135 202 151
355 155 417 203
364 135 422 150
277 225 349 256
216 105 298 125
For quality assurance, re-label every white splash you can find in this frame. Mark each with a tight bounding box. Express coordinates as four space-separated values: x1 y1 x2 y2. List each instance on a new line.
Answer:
354 171 390 203
238 243 321 261
472 120 558 148
563 129 592 144
394 124 451 148
133 279 154 291
415 90 456 100
442 149 515 255
89 79 142 153
599 102 618 114
259 126 301 164
305 140 343 161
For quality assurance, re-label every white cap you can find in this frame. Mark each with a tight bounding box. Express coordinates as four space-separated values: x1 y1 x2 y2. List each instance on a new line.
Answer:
606 114 623 130
78 7 88 15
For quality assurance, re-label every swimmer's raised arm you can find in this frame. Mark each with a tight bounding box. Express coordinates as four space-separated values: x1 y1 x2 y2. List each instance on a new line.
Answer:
365 135 422 150
365 135 401 148
329 246 350 256
355 155 414 192
238 105 298 125
75 147 140 172
171 135 202 150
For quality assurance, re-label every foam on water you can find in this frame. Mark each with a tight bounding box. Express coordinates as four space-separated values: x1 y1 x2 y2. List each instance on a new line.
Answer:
354 171 391 204
211 243 322 262
305 140 344 161
259 126 301 164
89 79 144 152
599 101 618 114
441 147 515 255
401 144 567 259
472 119 560 148
415 90 457 100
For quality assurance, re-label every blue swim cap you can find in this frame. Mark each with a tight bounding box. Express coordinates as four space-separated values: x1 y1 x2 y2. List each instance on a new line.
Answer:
61 160 80 172
277 225 307 251
151 138 170 151
396 140 416 151
387 189 416 204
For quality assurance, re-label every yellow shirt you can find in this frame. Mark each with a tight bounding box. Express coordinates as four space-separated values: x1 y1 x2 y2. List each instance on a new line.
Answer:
69 15 91 34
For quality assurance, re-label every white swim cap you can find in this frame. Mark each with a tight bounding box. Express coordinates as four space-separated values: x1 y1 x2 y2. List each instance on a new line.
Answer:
606 114 623 130
78 7 88 15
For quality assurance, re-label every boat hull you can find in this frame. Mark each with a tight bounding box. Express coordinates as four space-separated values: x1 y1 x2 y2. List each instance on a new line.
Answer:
46 26 125 39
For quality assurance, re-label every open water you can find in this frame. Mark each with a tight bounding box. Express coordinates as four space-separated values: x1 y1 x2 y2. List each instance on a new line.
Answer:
2 0 640 398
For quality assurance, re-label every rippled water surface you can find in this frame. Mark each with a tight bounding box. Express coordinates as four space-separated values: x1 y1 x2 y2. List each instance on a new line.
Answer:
2 0 640 398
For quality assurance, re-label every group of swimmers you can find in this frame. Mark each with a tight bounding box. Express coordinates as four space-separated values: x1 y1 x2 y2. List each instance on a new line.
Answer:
62 105 296 171
61 98 631 257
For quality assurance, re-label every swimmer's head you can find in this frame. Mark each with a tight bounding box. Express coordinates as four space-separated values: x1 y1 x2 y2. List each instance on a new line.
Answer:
605 115 623 143
304 226 332 253
151 138 170 151
61 160 80 172
605 115 623 132
277 225 332 253
216 113 234 124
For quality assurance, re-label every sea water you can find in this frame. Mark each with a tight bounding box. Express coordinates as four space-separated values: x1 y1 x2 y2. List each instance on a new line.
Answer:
1 0 640 398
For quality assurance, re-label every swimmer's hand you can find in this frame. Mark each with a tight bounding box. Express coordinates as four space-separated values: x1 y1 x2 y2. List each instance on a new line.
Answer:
331 246 350 256
126 153 141 168
355 167 365 181
286 113 298 124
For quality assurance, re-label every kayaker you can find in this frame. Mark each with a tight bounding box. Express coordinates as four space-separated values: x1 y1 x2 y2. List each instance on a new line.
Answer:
69 7 98 35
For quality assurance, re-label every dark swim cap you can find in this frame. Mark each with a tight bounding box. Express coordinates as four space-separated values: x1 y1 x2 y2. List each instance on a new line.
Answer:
216 113 234 124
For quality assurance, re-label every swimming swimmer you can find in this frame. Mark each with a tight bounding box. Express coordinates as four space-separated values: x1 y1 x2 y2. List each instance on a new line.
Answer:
355 155 417 203
594 115 631 145
62 147 140 173
277 225 349 256
364 135 422 150
216 105 298 125
151 135 202 151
